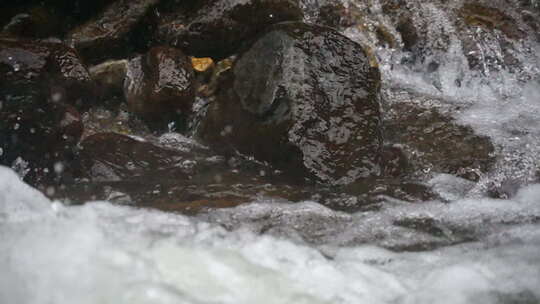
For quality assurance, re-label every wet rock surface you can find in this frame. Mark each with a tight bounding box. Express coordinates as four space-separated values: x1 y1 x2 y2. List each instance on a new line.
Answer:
2 0 539 255
156 0 303 59
383 90 496 181
0 101 83 185
66 0 160 64
0 38 91 184
88 59 128 100
0 0 114 38
61 132 316 213
200 22 383 185
124 46 195 130
0 38 94 109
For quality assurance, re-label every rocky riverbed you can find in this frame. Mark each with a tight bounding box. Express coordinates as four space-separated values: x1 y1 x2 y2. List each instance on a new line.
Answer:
1 0 540 303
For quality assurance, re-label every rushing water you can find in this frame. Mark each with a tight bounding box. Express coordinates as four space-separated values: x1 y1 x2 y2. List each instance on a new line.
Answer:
2 0 540 303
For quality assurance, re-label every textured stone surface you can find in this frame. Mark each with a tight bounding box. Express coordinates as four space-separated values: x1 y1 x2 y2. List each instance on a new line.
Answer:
66 0 160 64
0 38 91 185
124 46 195 129
156 0 303 59
200 22 383 185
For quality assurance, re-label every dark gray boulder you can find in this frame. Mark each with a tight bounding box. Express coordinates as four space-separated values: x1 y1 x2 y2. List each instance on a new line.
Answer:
199 22 383 185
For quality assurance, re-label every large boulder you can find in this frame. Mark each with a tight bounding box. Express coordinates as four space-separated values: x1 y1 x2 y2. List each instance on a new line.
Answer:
199 22 383 185
124 46 195 130
156 0 303 59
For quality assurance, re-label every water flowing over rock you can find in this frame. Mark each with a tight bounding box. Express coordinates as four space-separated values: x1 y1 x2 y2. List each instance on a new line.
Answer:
124 46 195 130
66 132 314 212
199 22 383 185
156 0 303 59
382 90 496 182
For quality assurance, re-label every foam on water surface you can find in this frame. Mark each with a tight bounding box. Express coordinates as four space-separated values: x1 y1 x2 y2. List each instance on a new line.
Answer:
2 0 540 302
2 166 540 304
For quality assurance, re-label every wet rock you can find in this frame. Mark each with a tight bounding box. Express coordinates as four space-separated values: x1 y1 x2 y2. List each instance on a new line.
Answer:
396 16 419 52
89 59 128 100
460 3 526 40
66 0 160 64
76 132 190 181
383 94 495 181
156 0 303 59
199 22 383 185
456 3 531 73
0 37 94 109
59 132 314 212
124 46 195 130
1 1 115 38
0 101 83 185
1 7 61 38
0 38 92 184
315 2 350 29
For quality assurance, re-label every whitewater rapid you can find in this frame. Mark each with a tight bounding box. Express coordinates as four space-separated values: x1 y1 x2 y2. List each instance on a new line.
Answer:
2 1 540 303
2 166 540 304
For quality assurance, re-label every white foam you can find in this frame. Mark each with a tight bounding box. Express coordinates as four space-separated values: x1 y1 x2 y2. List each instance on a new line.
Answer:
1 166 540 304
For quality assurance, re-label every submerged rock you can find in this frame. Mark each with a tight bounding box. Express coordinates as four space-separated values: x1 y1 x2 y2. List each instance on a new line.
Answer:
199 22 383 185
76 132 190 181
62 132 313 213
124 46 195 130
156 0 303 59
66 0 160 64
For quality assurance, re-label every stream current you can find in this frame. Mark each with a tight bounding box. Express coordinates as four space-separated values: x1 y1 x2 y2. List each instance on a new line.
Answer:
1 0 540 303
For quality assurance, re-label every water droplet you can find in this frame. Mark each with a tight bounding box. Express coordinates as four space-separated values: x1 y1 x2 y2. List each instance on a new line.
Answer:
46 186 56 196
220 125 233 136
168 122 176 132
51 92 63 102
54 162 64 174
